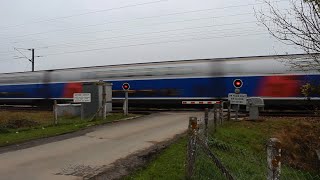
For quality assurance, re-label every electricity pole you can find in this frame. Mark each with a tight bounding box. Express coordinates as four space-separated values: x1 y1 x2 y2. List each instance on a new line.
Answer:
31 48 35 72
14 47 40 72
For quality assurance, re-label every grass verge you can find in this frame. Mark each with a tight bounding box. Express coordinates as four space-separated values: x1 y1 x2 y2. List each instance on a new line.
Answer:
124 137 187 180
124 117 320 180
0 113 137 147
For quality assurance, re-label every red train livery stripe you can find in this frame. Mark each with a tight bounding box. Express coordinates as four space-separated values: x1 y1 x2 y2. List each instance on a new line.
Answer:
63 83 83 98
257 75 301 97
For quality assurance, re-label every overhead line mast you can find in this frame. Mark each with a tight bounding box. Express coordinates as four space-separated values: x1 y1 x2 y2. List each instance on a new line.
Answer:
31 48 34 72
14 47 38 72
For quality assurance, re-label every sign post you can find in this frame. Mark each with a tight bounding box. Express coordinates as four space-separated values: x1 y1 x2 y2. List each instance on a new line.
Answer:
229 79 246 121
73 93 91 120
122 83 130 116
228 93 247 121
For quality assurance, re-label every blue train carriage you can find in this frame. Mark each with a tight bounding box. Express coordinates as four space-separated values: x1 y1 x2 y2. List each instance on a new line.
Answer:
0 54 319 108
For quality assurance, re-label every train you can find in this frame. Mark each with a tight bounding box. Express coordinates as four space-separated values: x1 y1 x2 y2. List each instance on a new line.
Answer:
0 53 320 109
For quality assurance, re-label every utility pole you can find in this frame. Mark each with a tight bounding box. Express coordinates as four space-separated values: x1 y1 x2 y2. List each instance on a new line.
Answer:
31 48 35 72
14 47 39 72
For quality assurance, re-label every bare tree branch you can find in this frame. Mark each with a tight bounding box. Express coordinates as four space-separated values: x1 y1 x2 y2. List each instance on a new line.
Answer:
256 0 320 71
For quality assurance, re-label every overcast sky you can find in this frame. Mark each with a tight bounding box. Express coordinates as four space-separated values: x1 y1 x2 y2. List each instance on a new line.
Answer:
0 0 297 73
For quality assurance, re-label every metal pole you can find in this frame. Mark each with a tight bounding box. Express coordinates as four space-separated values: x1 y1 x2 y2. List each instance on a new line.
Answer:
81 104 84 120
124 91 129 116
103 85 107 120
31 49 35 72
235 104 239 121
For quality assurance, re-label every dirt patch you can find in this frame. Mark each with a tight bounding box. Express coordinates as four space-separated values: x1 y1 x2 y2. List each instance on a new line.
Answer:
88 132 186 180
274 117 320 171
4 119 40 129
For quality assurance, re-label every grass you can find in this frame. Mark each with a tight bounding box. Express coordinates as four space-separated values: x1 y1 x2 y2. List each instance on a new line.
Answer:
125 117 320 180
0 111 54 125
124 137 187 180
0 111 137 147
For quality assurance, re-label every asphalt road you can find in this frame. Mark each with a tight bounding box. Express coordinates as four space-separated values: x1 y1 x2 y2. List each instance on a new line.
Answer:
0 111 201 180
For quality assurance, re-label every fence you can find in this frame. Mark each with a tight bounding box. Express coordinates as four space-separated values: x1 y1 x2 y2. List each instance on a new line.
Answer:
186 104 320 180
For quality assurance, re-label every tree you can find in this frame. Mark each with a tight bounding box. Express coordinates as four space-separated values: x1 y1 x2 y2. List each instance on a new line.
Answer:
257 0 320 102
305 0 320 7
256 0 320 71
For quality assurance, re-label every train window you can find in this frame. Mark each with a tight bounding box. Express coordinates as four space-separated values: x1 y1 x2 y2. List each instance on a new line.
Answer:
125 69 139 77
152 68 164 76
0 75 40 84
141 68 154 76
81 72 96 80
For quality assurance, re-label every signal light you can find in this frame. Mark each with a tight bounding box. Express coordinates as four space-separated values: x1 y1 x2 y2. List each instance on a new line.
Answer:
233 79 243 88
122 83 130 90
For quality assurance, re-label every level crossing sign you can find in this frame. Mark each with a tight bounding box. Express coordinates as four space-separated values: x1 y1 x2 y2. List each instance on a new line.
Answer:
228 93 247 105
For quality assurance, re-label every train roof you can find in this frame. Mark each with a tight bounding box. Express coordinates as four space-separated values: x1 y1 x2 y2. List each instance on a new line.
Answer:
0 53 319 75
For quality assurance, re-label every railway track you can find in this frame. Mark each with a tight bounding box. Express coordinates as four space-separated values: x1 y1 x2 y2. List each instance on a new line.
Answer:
260 111 319 117
0 105 51 111
1 105 319 117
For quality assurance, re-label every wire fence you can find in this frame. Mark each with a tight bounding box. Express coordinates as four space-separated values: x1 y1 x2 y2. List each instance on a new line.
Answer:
186 103 320 180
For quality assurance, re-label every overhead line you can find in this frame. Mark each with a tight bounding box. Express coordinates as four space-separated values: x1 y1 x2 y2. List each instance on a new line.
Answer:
13 19 261 51
0 20 265 55
36 27 265 50
41 32 268 57
0 0 288 40
0 32 269 60
0 0 287 31
3 16 216 40
0 0 169 30
8 12 254 46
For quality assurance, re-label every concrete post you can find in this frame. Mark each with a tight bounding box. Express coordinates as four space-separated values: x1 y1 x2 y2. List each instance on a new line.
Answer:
53 100 58 125
249 106 259 120
267 138 281 180
186 117 198 179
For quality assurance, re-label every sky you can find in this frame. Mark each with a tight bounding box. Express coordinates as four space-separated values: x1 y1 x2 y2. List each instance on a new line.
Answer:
0 0 297 73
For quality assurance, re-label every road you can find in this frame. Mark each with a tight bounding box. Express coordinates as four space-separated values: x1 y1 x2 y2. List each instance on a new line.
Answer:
0 111 201 180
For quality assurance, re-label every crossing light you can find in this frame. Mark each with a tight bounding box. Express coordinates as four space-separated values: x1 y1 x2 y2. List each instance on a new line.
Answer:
122 83 130 90
233 79 243 88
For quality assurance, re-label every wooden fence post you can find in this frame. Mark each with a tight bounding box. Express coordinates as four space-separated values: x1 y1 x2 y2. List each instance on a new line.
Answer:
213 106 217 132
227 101 231 121
204 108 209 142
267 138 281 180
219 103 223 125
186 117 198 179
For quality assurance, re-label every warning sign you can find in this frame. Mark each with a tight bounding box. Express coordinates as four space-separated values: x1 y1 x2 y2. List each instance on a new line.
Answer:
228 93 247 105
73 93 91 103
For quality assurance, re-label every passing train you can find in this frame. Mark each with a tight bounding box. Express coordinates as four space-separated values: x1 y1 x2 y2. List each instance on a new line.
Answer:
0 54 320 108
